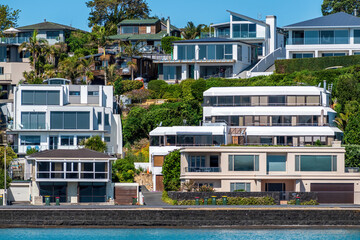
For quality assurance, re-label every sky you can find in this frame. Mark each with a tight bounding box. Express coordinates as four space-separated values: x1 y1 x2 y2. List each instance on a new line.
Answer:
3 0 324 31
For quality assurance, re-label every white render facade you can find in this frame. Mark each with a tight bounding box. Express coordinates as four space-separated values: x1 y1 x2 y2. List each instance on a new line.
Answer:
203 86 342 146
284 12 360 59
8 84 122 156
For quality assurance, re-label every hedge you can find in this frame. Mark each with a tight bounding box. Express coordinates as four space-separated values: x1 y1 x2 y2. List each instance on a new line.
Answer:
177 196 275 205
275 55 360 74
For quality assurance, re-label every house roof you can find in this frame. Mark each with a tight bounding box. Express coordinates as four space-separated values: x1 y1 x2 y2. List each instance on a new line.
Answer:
118 19 160 26
174 37 252 45
27 148 112 159
108 31 167 41
284 12 360 29
160 20 180 31
17 21 81 31
227 10 269 27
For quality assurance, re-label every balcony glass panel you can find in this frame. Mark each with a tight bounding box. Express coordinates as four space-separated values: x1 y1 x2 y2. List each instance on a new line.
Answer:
292 31 304 45
354 30 360 44
304 31 319 44
208 45 215 59
216 45 224 60
186 45 195 60
199 45 206 59
334 30 349 44
320 31 334 44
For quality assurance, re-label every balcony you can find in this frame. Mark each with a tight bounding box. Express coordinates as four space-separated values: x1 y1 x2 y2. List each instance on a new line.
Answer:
0 37 30 45
9 144 115 155
0 73 11 81
185 167 221 172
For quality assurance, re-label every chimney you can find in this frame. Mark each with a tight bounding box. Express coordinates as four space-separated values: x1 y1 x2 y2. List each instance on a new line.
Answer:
265 15 277 54
355 9 358 16
323 80 327 91
44 19 46 22
166 17 171 35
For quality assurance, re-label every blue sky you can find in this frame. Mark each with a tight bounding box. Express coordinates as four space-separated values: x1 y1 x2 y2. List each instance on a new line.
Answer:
3 0 324 31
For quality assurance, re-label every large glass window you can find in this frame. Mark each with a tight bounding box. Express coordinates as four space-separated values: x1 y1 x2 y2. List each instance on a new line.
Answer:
292 31 304 45
177 45 195 60
21 90 60 105
229 155 259 171
267 155 286 172
163 66 182 80
295 155 337 171
121 26 139 34
21 112 45 129
188 156 205 168
216 45 224 60
47 31 60 40
50 112 90 129
230 183 250 192
268 96 285 106
320 31 334 44
304 31 319 44
233 24 256 38
61 136 74 146
218 96 233 106
335 30 349 44
217 27 230 38
20 136 40 145
354 30 360 44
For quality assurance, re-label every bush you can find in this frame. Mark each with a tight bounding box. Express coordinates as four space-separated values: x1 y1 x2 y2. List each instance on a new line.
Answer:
275 55 360 74
288 199 319 205
114 79 143 95
148 80 168 98
196 185 214 192
176 196 275 205
81 135 107 153
112 156 136 183
161 36 182 54
162 150 181 191
345 145 360 168
161 191 178 205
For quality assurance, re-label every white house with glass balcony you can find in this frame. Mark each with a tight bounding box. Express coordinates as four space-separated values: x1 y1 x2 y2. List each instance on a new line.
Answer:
202 86 343 146
155 38 256 81
284 12 360 59
149 125 227 191
208 10 286 57
7 84 122 157
180 141 360 204
26 148 116 204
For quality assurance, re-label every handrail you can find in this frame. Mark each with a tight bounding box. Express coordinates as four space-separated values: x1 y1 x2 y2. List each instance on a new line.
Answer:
247 47 285 75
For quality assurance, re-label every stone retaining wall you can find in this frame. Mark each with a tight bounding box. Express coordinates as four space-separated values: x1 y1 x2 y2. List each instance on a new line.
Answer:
168 192 281 204
1 209 360 227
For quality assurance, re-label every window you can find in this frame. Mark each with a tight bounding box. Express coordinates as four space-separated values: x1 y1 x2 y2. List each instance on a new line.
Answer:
230 183 250 192
20 136 40 145
150 136 160 146
267 155 286 172
322 52 346 57
46 31 60 40
188 156 205 168
218 96 233 106
354 30 360 44
292 31 304 45
104 113 110 126
21 90 60 105
213 135 225 145
295 155 337 172
272 116 291 126
298 115 318 126
104 137 111 142
232 15 247 21
237 45 242 61
70 91 80 96
233 24 256 38
50 112 90 129
335 30 349 44
304 31 319 44
292 53 314 59
146 26 151 33
97 112 102 124
229 155 259 171
177 45 195 60
268 96 285 106
61 136 74 146
77 136 90 145
163 66 181 80
21 112 46 129
121 26 139 34
166 136 176 145
320 31 334 44
88 91 99 96
0 67 3 75
216 27 230 37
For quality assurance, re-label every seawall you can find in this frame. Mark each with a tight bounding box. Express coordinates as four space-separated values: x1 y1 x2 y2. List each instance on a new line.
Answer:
1 207 360 227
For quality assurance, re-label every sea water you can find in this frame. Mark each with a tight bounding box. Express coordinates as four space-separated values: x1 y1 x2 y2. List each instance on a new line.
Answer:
0 228 359 240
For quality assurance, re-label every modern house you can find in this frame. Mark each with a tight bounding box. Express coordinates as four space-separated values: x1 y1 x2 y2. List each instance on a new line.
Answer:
155 38 257 81
108 18 180 54
0 20 82 99
180 141 360 204
203 86 342 146
208 10 286 57
26 148 116 204
7 84 123 157
149 125 227 191
284 12 360 59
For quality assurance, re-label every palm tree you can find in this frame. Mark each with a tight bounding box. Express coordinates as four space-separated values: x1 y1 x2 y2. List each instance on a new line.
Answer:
19 30 48 77
104 64 119 85
117 40 143 59
181 22 204 40
78 58 95 84
58 57 81 83
334 112 349 132
127 61 137 81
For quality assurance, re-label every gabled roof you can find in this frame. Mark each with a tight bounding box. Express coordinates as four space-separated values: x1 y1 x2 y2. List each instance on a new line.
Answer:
227 10 269 27
108 31 167 41
118 19 160 26
160 20 180 31
284 12 360 29
17 21 81 31
27 148 113 159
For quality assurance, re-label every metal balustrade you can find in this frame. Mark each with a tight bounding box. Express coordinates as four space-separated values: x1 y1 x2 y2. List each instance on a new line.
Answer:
185 167 221 172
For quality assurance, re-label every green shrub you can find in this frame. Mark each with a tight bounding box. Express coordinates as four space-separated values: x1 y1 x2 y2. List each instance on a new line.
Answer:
275 55 360 74
161 36 182 54
345 145 360 168
114 79 143 95
177 196 275 205
162 150 181 191
288 199 319 205
161 191 178 205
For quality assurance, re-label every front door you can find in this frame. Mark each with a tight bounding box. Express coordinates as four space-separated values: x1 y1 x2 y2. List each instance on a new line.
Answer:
49 136 58 150
188 65 194 79
265 183 286 200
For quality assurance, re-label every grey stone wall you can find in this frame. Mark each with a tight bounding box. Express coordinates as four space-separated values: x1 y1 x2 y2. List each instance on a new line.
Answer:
168 191 281 204
1 209 360 227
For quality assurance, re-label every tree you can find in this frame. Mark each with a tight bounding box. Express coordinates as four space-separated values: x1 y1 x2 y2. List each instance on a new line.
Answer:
125 89 153 103
123 107 148 144
113 79 143 95
0 146 17 189
334 112 349 132
162 150 180 191
81 135 107 153
58 56 81 83
161 36 182 54
112 155 136 182
86 0 151 34
78 57 95 84
181 22 204 40
345 145 360 167
104 64 120 85
19 30 49 78
334 73 360 107
322 0 360 15
0 4 20 35
127 61 137 80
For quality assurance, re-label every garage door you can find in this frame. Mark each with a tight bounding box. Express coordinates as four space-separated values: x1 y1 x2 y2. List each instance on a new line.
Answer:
311 183 354 204
8 185 30 202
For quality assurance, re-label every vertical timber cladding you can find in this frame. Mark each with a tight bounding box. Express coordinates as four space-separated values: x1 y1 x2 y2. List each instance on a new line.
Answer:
156 175 164 192
311 183 354 204
114 186 137 205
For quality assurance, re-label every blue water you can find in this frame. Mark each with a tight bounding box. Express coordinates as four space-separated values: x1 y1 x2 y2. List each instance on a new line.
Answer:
0 228 359 240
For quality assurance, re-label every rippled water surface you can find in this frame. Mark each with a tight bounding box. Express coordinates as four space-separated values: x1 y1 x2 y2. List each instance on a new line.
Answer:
1 228 360 240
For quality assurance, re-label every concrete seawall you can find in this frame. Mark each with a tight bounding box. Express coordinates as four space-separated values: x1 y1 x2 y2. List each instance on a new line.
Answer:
1 208 360 227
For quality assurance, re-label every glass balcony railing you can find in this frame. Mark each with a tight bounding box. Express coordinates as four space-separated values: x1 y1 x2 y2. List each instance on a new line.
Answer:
0 37 30 44
185 167 221 172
